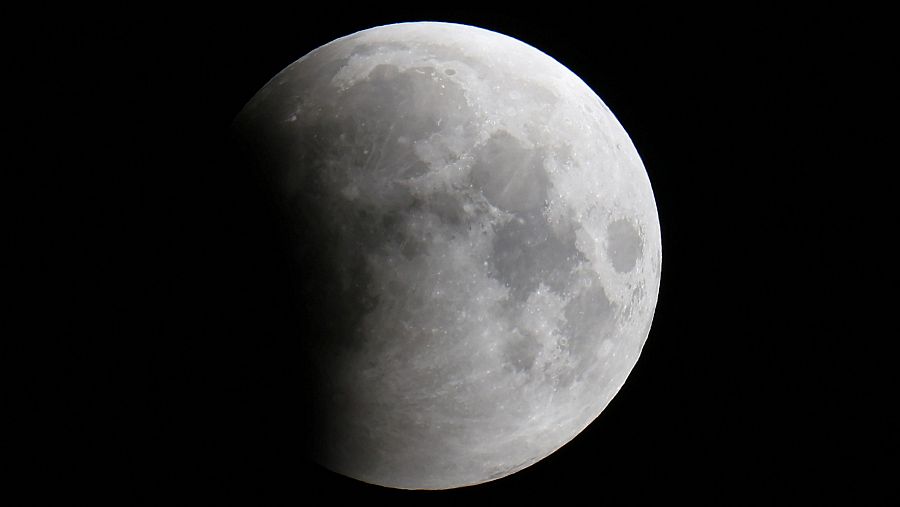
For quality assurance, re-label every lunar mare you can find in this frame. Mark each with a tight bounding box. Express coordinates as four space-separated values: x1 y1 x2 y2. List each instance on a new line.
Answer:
234 22 661 490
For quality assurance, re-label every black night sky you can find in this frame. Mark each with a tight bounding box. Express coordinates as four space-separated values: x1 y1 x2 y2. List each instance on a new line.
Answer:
14 5 892 504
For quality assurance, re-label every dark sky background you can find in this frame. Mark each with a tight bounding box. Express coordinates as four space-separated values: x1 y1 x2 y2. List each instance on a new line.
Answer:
15 5 892 504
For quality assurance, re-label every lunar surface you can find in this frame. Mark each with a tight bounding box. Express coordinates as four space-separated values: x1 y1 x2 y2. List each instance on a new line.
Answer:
233 22 661 490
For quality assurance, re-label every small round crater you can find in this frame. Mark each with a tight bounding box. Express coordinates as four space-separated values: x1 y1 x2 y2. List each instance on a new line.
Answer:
444 68 456 75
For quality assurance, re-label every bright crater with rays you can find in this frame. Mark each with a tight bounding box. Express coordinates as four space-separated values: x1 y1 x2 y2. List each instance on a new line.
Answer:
234 22 661 490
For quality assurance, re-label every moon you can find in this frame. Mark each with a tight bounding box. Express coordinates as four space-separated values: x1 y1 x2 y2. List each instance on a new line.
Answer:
233 22 661 490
